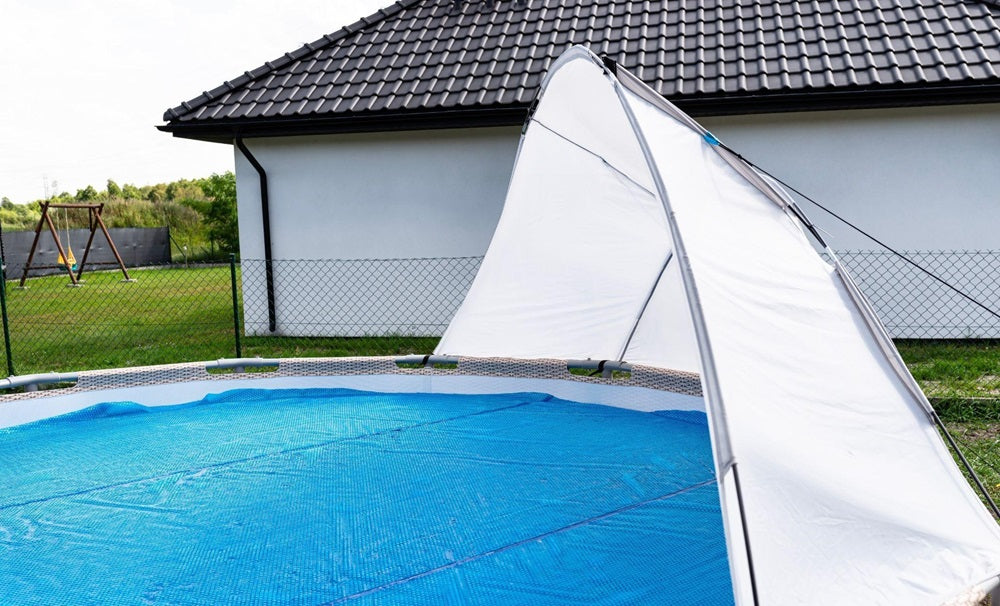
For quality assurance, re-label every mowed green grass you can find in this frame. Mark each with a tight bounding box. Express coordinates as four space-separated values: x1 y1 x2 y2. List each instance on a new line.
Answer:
7 269 996 398
896 340 1000 405
946 422 1000 511
4 266 435 375
894 342 1000 510
6 266 236 373
6 267 1000 507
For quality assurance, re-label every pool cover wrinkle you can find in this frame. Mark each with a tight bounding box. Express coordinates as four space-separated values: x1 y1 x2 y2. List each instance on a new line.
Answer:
0 390 541 512
328 478 719 604
0 389 733 605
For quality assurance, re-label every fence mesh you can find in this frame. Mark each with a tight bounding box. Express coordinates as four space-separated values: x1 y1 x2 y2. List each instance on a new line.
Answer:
0 251 996 377
3 264 236 376
831 251 1000 339
240 257 481 337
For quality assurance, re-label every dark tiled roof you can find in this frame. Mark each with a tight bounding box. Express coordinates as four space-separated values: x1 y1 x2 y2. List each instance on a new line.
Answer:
163 0 1000 131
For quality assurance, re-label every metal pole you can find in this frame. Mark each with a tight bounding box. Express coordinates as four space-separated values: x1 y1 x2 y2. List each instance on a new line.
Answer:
932 409 1000 519
606 54 758 605
0 263 14 377
618 251 673 362
230 253 242 358
0 216 11 375
0 208 7 268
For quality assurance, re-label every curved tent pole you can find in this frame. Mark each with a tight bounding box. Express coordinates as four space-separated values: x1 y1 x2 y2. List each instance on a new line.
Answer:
586 49 761 606
611 82 763 606
834 254 1000 518
492 48 761 603
595 51 735 474
708 141 1000 517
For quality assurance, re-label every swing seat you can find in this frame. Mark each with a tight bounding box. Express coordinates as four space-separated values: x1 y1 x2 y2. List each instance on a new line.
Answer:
58 248 78 272
57 250 76 267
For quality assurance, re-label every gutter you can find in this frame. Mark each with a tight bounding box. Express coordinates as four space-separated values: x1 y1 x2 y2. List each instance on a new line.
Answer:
158 80 1000 143
674 80 1000 117
234 136 277 332
158 105 531 143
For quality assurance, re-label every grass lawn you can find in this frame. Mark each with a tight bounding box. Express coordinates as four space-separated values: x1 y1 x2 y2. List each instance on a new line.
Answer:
946 421 1000 510
5 268 1000 507
4 266 437 376
6 266 236 374
896 340 1000 409
7 269 996 397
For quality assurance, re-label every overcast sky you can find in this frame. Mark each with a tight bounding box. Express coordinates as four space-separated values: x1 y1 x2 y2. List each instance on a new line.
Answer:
0 0 388 203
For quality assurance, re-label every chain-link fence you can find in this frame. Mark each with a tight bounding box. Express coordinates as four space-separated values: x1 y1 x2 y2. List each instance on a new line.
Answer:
1 263 236 376
237 257 481 361
240 257 481 337
832 251 1000 339
0 256 482 377
0 251 996 377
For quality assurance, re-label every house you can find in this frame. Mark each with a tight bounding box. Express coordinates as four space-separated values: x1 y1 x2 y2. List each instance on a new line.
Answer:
159 0 1000 338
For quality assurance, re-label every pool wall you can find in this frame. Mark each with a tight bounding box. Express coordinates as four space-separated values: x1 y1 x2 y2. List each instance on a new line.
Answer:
0 357 704 430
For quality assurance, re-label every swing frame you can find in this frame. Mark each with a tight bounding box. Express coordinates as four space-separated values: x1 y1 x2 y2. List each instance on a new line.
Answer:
19 202 132 287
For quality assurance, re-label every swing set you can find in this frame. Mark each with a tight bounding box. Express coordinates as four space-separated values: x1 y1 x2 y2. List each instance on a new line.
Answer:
19 202 133 287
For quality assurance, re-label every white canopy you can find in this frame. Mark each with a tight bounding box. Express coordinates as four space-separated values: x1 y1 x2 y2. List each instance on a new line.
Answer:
437 46 1000 605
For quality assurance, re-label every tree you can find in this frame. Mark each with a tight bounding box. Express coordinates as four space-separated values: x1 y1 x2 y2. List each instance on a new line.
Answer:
106 179 122 199
144 184 168 203
121 183 141 199
200 172 239 253
75 185 98 201
0 199 41 230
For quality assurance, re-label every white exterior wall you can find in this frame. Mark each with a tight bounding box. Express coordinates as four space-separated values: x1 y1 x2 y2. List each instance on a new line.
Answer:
235 127 520 260
700 104 1000 251
702 104 1000 338
234 127 520 336
235 105 1000 338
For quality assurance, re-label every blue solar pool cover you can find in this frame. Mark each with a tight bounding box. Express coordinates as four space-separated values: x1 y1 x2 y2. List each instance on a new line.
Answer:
0 389 732 605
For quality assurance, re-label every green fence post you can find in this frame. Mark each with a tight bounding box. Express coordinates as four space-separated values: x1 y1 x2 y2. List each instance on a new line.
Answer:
0 264 14 377
230 254 242 359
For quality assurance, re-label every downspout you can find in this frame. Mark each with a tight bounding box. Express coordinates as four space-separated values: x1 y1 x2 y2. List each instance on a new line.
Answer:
234 136 276 332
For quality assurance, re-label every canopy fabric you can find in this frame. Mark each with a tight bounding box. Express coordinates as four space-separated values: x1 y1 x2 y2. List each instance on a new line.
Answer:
436 46 1000 605
438 55 699 373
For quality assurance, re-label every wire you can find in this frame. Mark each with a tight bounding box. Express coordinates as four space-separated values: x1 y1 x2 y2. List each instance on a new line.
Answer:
961 432 1000 479
715 142 1000 323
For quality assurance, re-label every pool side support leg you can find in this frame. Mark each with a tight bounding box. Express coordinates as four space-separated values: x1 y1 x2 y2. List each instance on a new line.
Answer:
230 253 242 358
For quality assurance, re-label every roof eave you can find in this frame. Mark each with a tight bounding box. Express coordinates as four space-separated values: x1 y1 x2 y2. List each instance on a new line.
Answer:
676 81 1000 117
158 105 532 143
160 81 1000 143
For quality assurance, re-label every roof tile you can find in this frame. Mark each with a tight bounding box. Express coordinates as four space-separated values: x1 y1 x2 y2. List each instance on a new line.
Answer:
164 0 1000 123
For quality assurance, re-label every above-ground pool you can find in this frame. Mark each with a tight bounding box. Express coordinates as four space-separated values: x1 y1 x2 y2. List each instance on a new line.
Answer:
0 358 732 605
